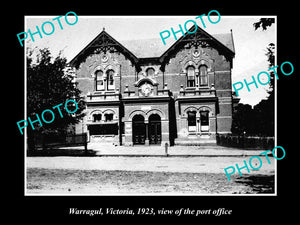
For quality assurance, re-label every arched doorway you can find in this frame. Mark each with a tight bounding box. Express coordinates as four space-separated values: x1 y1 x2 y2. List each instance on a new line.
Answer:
149 114 161 145
132 115 146 145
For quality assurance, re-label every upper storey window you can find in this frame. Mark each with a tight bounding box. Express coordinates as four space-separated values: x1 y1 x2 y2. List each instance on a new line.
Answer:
199 65 208 86
95 70 104 91
186 66 196 87
106 69 115 90
95 69 115 91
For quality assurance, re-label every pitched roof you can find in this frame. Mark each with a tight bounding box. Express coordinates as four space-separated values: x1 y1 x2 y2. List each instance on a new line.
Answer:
120 32 234 59
120 38 172 58
158 25 235 63
69 26 235 65
69 30 139 67
213 33 235 53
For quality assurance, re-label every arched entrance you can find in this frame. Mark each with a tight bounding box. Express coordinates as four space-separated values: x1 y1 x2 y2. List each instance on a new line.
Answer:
132 115 146 145
149 114 161 145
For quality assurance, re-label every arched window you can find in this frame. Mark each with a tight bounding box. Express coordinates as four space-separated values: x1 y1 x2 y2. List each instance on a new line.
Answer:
105 113 114 122
199 65 208 86
95 70 104 91
93 113 102 122
200 110 209 131
187 111 197 132
146 68 155 77
106 69 115 90
186 66 195 87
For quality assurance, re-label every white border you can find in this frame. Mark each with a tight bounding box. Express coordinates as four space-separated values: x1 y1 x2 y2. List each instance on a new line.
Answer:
24 15 277 197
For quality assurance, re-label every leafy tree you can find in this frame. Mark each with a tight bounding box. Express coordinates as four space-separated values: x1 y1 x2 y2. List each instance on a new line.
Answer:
231 103 255 135
231 19 275 137
252 19 275 137
251 43 275 137
252 98 274 136
27 48 85 150
253 18 275 31
265 43 275 91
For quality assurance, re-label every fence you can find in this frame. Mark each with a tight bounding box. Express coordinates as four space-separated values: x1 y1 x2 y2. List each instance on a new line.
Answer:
216 134 274 149
33 133 88 151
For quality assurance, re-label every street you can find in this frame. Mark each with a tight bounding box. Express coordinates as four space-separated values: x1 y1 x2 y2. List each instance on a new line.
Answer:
26 155 275 195
27 155 275 174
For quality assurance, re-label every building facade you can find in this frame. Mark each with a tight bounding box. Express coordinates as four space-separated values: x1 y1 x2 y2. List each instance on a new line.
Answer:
70 25 239 146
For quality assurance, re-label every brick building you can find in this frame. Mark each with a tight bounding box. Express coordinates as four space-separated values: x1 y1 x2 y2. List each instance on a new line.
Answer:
69 25 239 146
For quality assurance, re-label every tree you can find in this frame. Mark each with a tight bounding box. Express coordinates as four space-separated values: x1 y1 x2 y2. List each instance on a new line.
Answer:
231 103 256 135
253 18 275 31
252 98 274 136
27 48 85 150
251 19 275 137
231 19 275 137
265 43 275 91
251 43 275 136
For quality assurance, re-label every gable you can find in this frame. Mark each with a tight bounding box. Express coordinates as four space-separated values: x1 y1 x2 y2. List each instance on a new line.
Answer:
159 24 235 64
119 30 234 59
69 26 235 67
69 29 139 68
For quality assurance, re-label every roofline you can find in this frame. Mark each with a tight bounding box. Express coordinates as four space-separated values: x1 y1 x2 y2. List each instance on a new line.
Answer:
159 24 235 62
68 29 138 66
69 26 235 67
230 29 236 53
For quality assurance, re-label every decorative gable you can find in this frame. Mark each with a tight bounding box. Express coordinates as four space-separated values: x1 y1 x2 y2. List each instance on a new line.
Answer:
90 51 121 78
69 29 138 69
179 48 214 73
159 25 235 70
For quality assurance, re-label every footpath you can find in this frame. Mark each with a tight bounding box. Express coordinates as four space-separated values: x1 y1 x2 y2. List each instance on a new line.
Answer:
27 145 276 174
29 144 273 157
86 144 268 157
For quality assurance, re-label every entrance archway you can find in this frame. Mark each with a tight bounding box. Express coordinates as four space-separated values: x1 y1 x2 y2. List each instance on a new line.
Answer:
149 114 161 145
132 115 146 145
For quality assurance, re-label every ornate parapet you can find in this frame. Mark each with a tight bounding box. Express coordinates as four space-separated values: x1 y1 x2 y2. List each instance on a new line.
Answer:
86 90 120 104
178 84 216 98
123 78 171 98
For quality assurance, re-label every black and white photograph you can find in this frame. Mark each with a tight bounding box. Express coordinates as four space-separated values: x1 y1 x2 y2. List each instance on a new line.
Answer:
14 8 297 221
23 15 277 195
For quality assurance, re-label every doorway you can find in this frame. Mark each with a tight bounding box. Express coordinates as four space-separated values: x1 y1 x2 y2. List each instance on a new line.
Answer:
132 115 146 145
149 114 161 145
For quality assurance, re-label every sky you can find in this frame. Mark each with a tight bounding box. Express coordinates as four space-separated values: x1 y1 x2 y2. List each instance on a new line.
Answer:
24 15 276 106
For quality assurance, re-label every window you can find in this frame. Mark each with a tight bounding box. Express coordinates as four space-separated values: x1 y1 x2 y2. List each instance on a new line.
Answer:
95 70 104 91
187 111 197 132
199 65 208 86
200 111 209 131
95 69 115 91
101 123 118 135
88 124 118 135
146 68 155 77
187 66 195 87
93 114 102 122
105 113 114 122
106 70 115 90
